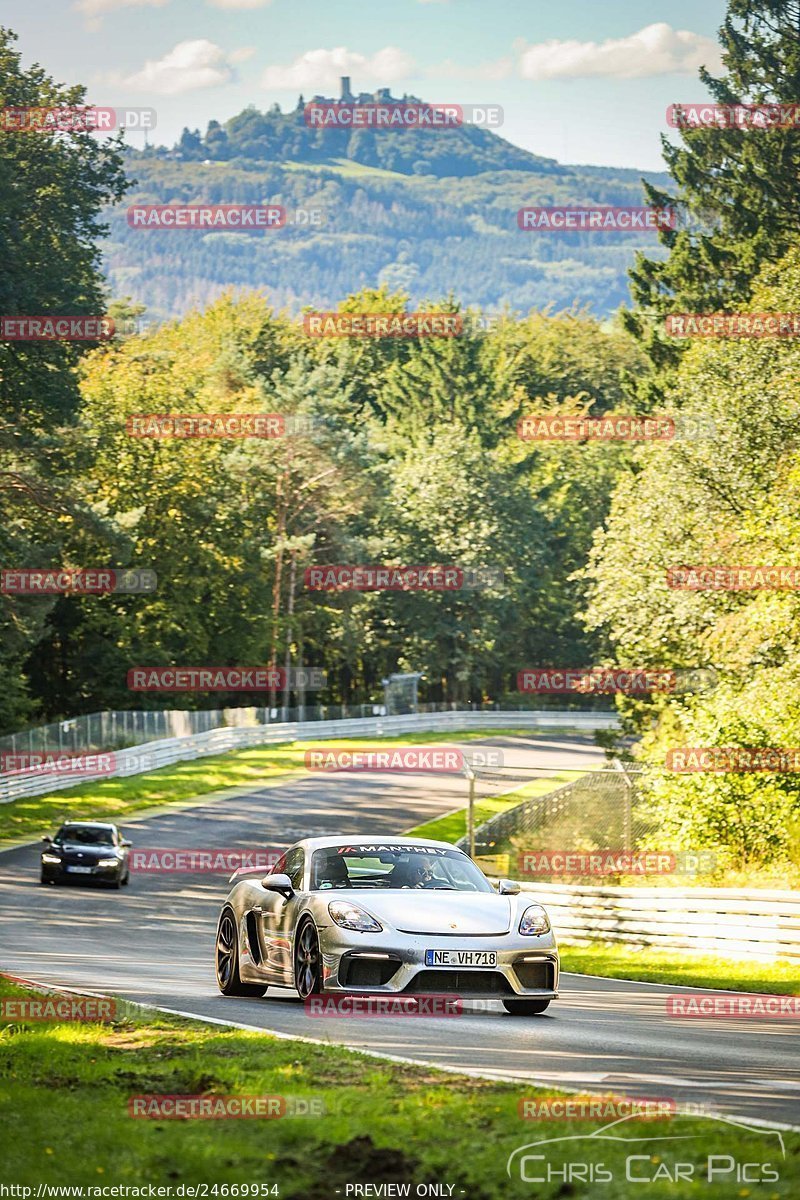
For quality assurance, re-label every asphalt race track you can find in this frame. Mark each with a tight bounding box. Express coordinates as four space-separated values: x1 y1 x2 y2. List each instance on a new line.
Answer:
0 735 796 1128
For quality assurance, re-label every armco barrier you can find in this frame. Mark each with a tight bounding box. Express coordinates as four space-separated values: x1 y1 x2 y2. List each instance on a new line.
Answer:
0 709 618 805
516 882 800 961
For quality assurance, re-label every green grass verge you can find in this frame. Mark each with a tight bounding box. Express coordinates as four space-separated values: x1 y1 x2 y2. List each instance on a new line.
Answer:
0 976 795 1195
0 728 558 846
560 942 800 995
405 774 573 847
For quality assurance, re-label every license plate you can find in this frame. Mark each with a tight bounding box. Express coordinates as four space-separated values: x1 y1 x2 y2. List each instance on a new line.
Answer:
67 866 93 874
425 949 497 967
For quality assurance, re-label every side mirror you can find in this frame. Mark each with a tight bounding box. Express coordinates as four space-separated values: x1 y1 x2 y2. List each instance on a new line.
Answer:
41 835 52 844
498 878 521 895
120 839 132 848
261 872 294 897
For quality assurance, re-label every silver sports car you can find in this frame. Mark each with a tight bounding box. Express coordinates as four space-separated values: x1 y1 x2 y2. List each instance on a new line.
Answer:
215 835 558 1015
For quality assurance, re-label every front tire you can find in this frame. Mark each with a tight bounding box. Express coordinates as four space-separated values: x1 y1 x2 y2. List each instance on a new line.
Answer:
216 907 267 997
294 919 323 999
502 998 551 1016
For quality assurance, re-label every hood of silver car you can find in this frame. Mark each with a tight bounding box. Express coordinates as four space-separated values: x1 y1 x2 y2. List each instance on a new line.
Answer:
353 891 513 935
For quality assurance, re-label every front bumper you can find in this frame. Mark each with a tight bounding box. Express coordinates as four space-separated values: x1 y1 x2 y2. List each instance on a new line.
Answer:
317 924 559 998
42 861 123 882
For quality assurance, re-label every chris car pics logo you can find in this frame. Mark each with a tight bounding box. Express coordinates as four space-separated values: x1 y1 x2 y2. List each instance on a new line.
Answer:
507 1112 784 1186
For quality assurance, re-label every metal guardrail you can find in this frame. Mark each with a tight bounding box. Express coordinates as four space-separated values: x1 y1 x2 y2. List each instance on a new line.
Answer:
0 708 619 805
0 702 619 756
516 882 800 961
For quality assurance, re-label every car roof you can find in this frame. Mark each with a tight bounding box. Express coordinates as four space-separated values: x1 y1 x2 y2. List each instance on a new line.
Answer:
59 820 117 829
292 835 463 853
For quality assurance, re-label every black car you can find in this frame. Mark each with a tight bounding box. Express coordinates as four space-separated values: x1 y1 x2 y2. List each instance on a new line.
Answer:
40 821 132 888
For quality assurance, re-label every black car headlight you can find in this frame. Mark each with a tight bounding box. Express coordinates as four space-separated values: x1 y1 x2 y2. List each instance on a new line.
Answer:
328 901 383 932
97 857 121 868
519 905 551 935
41 853 62 865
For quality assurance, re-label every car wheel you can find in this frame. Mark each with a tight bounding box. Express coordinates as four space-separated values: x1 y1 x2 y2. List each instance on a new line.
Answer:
216 907 267 997
39 873 50 885
121 872 130 886
109 875 122 889
502 998 551 1016
294 919 323 999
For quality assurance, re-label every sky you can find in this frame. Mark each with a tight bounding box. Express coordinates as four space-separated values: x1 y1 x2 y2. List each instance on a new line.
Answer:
9 0 730 169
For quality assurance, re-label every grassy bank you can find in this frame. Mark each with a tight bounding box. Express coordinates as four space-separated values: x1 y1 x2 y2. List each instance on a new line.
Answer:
0 976 795 1196
404 774 573 844
0 728 559 846
560 942 800 994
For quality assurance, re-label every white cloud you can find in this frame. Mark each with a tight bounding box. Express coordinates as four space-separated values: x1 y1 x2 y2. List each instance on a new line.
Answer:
107 40 243 94
516 23 722 81
261 46 415 92
74 0 168 30
208 0 272 8
228 46 257 64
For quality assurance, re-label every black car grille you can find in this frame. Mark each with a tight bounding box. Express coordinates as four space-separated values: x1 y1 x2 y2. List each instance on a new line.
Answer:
513 960 555 990
339 956 401 988
405 970 513 996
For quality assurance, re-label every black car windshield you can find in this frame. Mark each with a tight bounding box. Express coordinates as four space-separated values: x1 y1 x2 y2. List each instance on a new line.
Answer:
55 826 115 846
310 844 493 892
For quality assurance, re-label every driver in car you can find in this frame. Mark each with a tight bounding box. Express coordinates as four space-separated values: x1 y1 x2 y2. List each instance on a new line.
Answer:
390 853 438 889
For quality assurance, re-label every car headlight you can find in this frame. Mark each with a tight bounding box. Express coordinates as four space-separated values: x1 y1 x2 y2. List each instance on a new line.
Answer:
41 853 62 864
328 901 382 932
97 857 120 868
519 905 551 935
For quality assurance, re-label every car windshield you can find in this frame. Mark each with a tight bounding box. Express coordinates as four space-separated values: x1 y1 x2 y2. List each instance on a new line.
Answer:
310 844 493 892
55 826 115 846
